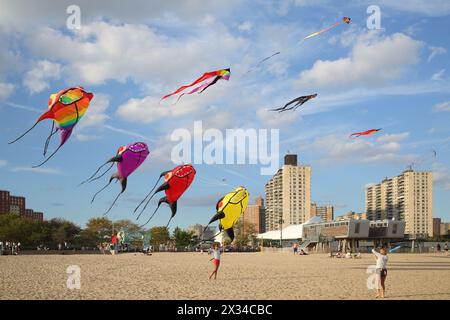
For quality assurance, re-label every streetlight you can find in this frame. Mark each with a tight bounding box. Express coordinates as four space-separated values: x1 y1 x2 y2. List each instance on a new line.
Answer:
279 217 284 249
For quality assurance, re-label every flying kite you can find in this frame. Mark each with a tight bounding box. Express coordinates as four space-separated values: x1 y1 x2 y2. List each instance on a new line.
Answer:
302 16 351 41
8 87 94 167
203 186 249 242
245 52 281 74
135 164 196 227
80 142 149 215
349 128 381 138
270 94 317 112
161 68 230 103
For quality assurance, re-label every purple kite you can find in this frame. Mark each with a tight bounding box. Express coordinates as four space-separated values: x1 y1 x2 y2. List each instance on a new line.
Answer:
80 142 149 215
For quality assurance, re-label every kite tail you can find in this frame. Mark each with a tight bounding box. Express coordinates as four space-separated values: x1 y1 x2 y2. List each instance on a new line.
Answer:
103 192 122 216
91 179 114 204
79 162 114 186
8 121 40 144
134 175 163 214
43 122 58 156
165 217 174 228
32 143 64 168
138 203 162 228
135 191 159 221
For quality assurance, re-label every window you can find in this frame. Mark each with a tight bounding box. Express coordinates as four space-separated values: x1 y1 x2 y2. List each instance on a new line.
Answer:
354 222 360 234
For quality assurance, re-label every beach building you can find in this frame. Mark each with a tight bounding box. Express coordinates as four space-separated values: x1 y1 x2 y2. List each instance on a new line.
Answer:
239 196 266 233
310 203 333 221
0 189 44 221
265 154 311 231
365 169 432 237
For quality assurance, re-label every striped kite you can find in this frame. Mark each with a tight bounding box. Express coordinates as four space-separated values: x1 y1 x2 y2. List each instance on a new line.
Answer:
8 87 94 167
349 128 381 138
303 16 351 41
161 68 230 103
81 142 149 215
135 164 196 227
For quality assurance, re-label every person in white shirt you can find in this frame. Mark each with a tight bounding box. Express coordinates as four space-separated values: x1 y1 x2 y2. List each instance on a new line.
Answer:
372 247 388 298
209 243 222 280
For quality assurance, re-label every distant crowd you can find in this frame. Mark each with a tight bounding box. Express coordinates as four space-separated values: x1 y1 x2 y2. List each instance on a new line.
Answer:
0 241 21 255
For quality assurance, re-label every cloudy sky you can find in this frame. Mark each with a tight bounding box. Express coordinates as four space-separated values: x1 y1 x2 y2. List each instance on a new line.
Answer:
1 0 449 228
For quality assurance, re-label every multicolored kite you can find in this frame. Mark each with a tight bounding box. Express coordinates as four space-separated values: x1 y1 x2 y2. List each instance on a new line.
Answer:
349 128 381 138
8 87 94 167
203 186 249 242
81 142 149 215
135 164 196 227
161 68 230 103
302 16 351 41
270 94 317 112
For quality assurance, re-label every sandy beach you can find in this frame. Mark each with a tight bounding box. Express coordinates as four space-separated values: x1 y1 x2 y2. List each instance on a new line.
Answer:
1 252 449 300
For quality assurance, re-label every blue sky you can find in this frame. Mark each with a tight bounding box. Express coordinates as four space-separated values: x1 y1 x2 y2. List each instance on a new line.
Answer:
0 0 449 229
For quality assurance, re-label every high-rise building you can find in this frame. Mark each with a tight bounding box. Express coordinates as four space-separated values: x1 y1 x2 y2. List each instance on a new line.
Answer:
433 218 441 237
0 190 44 221
265 154 311 231
310 203 334 221
240 196 266 233
365 169 433 237
440 222 450 237
335 211 366 221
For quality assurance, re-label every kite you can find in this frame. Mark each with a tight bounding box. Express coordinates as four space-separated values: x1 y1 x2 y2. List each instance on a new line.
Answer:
349 128 381 138
270 94 317 112
409 149 437 170
302 16 351 41
245 52 281 74
80 142 149 215
135 164 196 227
8 87 94 167
161 68 230 103
203 186 249 242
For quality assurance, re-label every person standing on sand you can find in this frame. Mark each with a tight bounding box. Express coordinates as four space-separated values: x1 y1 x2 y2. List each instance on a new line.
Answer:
293 242 299 255
372 247 388 298
445 243 449 256
209 243 222 280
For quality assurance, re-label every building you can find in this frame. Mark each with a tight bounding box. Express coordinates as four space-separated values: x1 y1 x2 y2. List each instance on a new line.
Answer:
240 197 266 233
440 222 450 237
265 154 311 231
310 203 334 221
365 169 433 237
187 224 216 240
336 211 367 221
433 218 441 237
0 189 44 221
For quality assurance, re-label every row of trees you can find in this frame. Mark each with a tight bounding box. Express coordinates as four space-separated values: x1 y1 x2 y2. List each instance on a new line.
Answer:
0 214 259 249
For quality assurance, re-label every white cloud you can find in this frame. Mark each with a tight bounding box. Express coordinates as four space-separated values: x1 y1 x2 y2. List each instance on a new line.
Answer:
11 166 64 175
77 93 110 129
295 33 422 90
377 132 410 143
256 107 300 128
22 60 61 94
433 101 450 112
428 46 447 62
302 133 415 166
238 21 253 32
103 125 151 141
0 159 7 167
75 134 100 142
363 0 450 17
25 22 246 86
0 82 14 100
431 69 446 81
432 163 450 190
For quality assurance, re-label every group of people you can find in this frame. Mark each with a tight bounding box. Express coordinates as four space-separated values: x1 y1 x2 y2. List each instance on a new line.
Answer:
0 241 21 255
434 242 449 254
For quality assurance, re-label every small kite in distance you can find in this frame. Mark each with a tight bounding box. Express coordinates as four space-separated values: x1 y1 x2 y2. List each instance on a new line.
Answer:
270 94 317 112
245 52 281 74
302 16 351 41
349 128 381 138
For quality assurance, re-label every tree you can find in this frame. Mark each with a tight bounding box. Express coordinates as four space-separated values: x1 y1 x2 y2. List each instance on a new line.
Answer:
150 226 170 249
84 217 112 244
233 220 257 247
172 227 194 248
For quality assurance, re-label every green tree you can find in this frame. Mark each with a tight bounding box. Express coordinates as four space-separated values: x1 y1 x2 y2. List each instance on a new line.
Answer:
149 226 170 249
233 220 257 247
172 227 194 248
84 217 112 244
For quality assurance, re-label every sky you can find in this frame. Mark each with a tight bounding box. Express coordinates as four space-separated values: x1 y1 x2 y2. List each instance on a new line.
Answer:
0 0 449 229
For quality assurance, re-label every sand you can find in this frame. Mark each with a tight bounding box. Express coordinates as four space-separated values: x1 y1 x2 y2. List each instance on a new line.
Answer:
0 252 449 300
